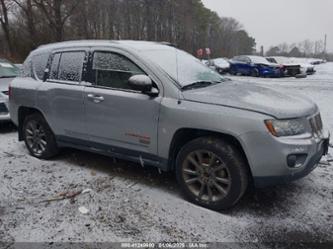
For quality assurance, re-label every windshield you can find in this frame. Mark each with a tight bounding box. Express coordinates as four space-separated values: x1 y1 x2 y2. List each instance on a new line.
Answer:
141 48 224 87
248 56 271 64
0 61 19 78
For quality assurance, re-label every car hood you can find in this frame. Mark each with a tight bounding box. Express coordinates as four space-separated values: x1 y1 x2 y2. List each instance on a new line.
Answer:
299 63 314 69
0 77 12 92
182 81 317 119
215 62 230 68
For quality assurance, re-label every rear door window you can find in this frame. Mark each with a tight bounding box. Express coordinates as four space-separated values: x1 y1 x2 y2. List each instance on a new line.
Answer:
49 51 85 83
58 52 85 82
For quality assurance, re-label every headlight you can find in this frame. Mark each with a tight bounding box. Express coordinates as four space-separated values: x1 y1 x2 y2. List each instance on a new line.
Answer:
265 119 306 137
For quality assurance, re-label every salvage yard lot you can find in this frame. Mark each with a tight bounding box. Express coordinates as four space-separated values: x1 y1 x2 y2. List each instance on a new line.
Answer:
0 63 332 243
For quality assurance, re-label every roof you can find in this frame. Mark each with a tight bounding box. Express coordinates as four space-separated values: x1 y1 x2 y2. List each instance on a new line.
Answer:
32 40 174 55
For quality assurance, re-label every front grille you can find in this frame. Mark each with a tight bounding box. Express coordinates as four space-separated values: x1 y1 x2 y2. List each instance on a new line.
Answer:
0 103 8 114
309 114 323 136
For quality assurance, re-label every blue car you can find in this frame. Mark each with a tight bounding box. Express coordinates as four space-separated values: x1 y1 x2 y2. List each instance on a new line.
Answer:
229 55 283 77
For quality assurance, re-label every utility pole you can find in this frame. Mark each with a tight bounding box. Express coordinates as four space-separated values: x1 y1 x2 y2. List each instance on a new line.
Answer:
324 34 327 59
260 46 264 56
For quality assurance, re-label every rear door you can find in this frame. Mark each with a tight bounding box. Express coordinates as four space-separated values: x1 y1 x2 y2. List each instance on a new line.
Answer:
83 49 162 157
37 50 88 141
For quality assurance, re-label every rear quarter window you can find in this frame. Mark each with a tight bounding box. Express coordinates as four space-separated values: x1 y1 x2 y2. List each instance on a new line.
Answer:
21 58 33 77
33 53 50 80
50 53 61 80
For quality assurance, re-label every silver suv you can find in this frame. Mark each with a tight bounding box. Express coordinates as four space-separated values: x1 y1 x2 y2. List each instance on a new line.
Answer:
9 41 330 210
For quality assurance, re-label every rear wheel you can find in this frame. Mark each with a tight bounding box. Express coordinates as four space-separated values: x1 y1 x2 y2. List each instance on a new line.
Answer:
23 114 59 159
176 137 249 210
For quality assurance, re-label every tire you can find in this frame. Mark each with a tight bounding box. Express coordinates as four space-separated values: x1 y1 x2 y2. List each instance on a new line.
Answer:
176 137 249 210
23 113 59 159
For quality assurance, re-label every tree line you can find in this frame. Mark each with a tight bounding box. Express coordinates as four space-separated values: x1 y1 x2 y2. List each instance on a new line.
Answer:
266 39 331 60
0 0 256 62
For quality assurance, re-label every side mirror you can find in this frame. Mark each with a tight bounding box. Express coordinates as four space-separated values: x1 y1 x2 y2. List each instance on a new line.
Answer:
128 75 158 97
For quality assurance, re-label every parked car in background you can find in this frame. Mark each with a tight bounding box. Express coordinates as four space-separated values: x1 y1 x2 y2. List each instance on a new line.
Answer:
9 40 330 210
289 58 316 75
266 56 302 77
201 59 216 71
0 59 19 122
15 64 23 71
212 58 230 74
307 58 326 65
229 55 283 77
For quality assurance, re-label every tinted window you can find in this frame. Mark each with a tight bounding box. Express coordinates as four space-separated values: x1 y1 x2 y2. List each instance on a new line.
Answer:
244 57 251 63
50 53 61 80
33 53 49 80
238 56 246 63
58 52 85 82
93 52 144 90
233 56 241 61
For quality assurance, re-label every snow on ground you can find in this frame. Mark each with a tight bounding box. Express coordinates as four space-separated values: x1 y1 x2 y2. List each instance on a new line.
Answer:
0 63 332 244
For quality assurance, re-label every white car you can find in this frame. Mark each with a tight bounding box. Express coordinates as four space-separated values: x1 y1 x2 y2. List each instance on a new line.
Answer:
267 56 303 77
212 58 230 74
289 58 316 75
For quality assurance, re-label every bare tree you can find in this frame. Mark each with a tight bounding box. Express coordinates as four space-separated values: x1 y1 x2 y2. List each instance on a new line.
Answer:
0 0 14 55
1 0 256 61
12 0 38 48
32 0 80 41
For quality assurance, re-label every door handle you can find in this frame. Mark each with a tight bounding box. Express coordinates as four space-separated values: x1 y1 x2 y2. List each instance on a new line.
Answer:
87 94 104 103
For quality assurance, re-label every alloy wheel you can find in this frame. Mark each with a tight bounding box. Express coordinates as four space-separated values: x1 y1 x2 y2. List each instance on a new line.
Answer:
182 150 231 203
25 120 47 157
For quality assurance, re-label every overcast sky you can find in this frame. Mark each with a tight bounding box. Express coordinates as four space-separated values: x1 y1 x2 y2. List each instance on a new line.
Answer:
202 0 333 53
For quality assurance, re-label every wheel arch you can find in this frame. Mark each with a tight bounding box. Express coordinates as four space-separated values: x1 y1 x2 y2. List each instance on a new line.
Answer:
168 128 253 179
17 106 45 141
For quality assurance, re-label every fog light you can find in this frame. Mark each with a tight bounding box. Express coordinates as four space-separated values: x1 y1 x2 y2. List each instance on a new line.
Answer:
287 154 307 168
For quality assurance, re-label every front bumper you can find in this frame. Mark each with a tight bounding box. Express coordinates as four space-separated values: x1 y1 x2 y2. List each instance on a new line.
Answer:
240 129 330 188
262 68 282 77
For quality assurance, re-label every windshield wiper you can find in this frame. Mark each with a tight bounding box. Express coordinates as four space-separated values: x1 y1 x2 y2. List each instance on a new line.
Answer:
182 81 222 91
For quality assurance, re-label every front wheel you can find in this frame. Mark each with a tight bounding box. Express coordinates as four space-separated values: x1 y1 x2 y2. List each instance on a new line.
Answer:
23 113 59 159
176 137 249 210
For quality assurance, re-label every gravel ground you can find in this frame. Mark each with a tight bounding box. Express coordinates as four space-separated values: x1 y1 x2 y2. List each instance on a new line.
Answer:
0 63 332 245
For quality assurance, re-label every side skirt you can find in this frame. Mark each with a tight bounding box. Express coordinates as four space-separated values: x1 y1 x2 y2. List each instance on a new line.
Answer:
56 136 169 171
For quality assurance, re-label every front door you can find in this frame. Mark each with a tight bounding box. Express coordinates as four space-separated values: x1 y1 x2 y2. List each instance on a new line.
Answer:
84 50 161 158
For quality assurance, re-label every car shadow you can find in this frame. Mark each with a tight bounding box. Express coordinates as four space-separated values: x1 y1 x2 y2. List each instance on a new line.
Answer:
0 122 17 134
55 148 179 195
51 148 308 217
